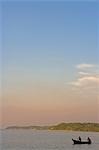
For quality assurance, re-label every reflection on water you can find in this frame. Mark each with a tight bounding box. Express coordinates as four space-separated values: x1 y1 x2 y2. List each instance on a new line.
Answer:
0 130 99 150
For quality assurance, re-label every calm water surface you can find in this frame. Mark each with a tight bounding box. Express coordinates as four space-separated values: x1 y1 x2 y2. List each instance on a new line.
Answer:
0 130 99 150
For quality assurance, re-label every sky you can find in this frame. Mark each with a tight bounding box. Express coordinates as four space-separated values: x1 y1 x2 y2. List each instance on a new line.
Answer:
0 0 99 127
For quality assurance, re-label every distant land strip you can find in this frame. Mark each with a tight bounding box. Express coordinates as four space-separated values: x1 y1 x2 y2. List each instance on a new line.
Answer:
6 123 99 132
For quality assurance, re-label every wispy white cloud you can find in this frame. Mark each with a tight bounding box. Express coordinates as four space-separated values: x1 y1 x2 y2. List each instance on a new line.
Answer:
78 72 90 76
71 76 99 87
69 63 99 90
76 63 95 69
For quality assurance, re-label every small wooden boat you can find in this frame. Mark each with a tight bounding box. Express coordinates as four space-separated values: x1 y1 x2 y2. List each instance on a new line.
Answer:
72 139 91 145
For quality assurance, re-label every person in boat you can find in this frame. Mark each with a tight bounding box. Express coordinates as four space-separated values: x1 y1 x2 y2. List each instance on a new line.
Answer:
87 137 91 143
78 136 81 141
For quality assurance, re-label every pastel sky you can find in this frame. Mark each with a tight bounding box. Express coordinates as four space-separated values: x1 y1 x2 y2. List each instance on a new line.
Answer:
0 1 99 127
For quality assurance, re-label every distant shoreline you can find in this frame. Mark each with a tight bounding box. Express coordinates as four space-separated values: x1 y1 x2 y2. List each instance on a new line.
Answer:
5 123 99 132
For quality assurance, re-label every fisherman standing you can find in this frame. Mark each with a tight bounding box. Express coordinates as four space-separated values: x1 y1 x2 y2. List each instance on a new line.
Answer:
78 136 81 141
87 137 91 144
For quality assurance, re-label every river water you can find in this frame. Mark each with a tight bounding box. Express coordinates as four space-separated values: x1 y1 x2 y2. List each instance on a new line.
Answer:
0 130 99 150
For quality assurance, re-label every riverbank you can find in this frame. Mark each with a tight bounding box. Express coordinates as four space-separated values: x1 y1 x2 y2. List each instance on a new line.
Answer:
6 123 99 132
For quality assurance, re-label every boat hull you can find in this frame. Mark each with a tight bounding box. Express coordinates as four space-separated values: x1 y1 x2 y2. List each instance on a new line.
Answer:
72 139 91 145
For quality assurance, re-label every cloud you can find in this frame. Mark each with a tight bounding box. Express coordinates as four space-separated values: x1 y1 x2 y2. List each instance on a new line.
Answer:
71 76 99 88
76 63 95 69
78 72 90 76
69 63 99 90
